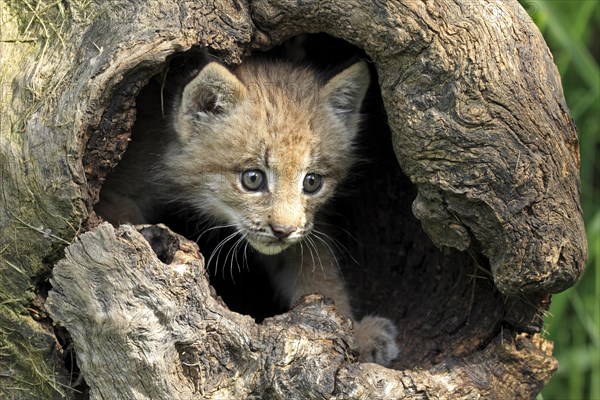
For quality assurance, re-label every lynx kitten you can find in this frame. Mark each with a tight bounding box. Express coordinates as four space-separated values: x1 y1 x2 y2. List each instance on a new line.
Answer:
97 59 399 366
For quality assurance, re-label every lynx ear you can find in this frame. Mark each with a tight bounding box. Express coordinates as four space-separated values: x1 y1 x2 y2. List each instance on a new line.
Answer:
179 62 247 119
321 61 370 133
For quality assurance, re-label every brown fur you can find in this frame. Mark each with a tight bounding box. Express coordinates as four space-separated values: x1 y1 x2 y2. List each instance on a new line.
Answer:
96 59 399 365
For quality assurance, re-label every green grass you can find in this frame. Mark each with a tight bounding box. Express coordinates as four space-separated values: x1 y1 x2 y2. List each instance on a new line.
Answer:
521 1 600 399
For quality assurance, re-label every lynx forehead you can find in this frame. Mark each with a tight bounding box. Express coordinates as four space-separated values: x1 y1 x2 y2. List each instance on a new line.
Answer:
165 60 370 255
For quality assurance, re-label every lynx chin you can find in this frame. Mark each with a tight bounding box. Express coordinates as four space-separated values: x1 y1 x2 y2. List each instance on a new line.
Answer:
97 59 399 366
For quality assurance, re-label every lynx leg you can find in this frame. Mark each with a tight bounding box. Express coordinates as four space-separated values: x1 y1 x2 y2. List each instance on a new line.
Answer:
266 240 399 366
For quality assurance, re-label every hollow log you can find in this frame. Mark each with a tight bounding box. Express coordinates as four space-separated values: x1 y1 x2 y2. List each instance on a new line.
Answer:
0 0 586 399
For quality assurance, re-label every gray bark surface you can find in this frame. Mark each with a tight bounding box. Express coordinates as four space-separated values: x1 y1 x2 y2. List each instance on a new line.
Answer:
0 0 585 398
46 224 558 399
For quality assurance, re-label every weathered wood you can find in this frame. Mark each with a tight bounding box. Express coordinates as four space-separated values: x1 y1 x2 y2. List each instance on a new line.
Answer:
46 223 557 399
0 0 585 398
250 0 586 297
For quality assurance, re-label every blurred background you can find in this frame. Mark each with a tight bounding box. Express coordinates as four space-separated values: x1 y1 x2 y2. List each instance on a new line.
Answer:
518 1 599 399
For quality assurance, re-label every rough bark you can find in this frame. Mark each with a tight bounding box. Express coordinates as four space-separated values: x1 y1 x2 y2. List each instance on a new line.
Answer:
46 223 557 399
0 0 586 399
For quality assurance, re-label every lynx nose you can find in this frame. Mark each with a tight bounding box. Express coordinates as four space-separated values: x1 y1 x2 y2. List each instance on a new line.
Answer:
270 224 297 239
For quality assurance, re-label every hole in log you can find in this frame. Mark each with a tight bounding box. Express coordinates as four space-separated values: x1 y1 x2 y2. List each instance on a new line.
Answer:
89 35 512 370
138 225 180 264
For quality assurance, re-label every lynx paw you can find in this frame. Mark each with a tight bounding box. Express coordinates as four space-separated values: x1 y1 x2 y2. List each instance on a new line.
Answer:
354 315 399 366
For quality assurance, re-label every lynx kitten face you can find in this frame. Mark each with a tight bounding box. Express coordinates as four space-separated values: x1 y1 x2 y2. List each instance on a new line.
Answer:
164 60 370 255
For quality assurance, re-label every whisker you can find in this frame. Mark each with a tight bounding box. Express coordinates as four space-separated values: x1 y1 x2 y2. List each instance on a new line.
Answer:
232 237 242 274
224 231 245 281
228 234 246 279
206 230 240 277
303 237 317 273
310 231 342 276
243 241 250 272
312 228 359 266
306 236 324 275
314 221 359 244
195 223 237 242
296 241 306 282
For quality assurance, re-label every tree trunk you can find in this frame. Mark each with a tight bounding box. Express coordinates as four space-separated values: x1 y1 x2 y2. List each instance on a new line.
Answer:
0 0 586 399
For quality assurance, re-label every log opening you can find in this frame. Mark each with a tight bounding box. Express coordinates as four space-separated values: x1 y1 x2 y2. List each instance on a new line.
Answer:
88 35 512 372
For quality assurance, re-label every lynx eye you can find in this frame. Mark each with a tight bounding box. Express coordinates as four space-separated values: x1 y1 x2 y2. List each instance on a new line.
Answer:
303 173 323 194
241 169 266 191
